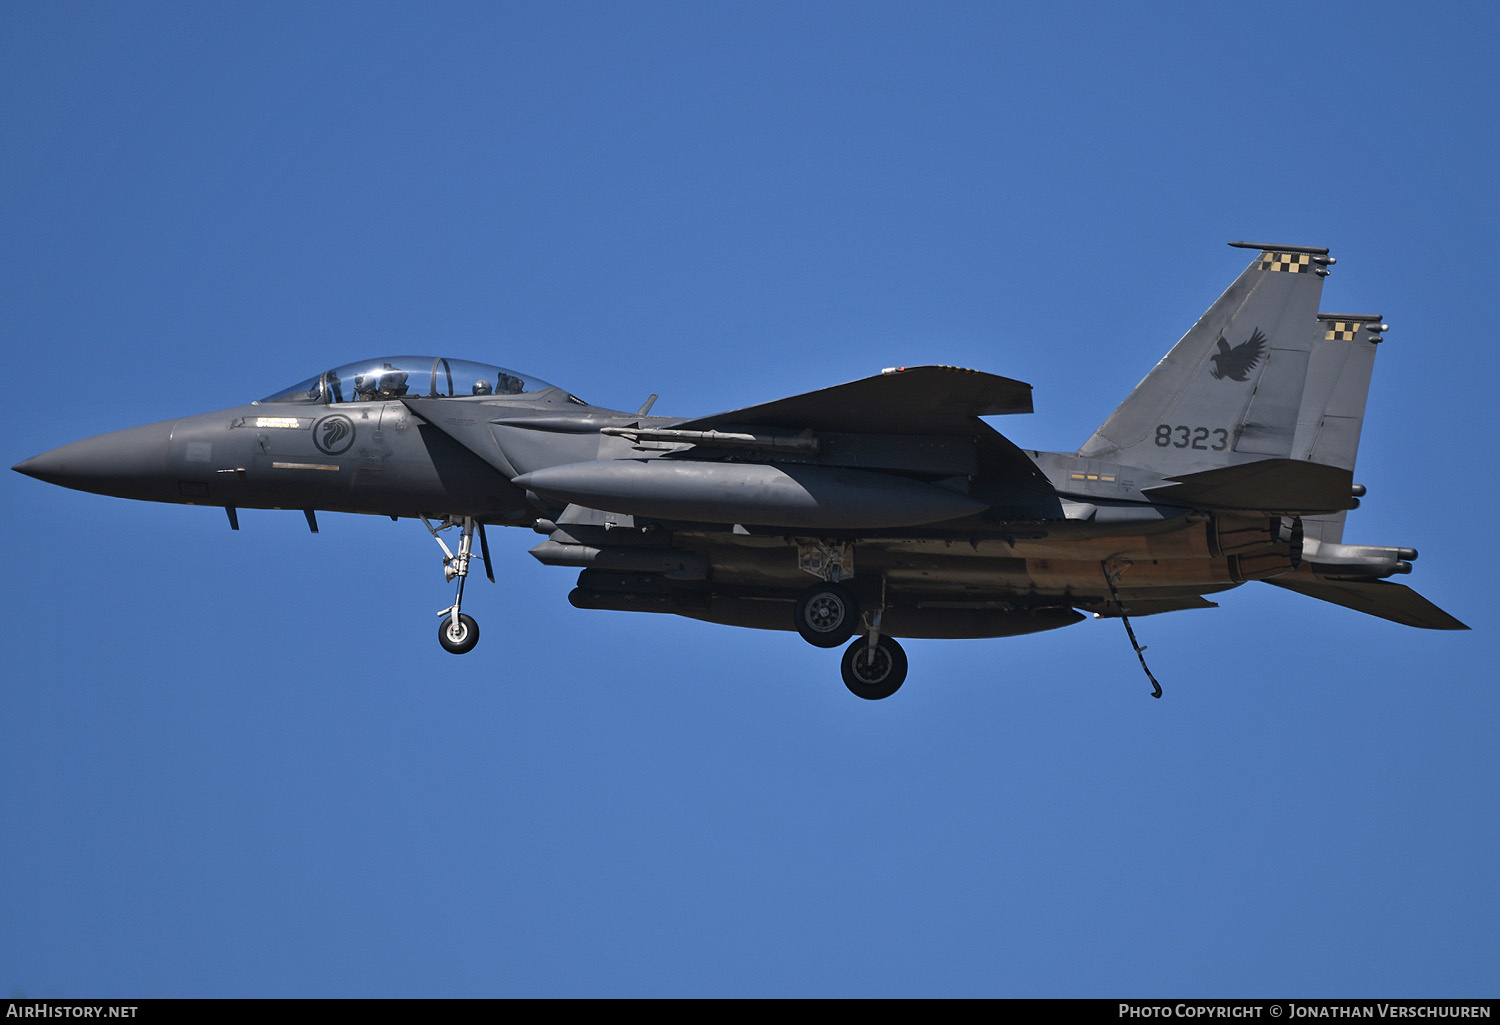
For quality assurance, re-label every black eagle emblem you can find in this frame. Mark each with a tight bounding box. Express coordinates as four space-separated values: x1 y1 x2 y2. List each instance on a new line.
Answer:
1210 327 1267 382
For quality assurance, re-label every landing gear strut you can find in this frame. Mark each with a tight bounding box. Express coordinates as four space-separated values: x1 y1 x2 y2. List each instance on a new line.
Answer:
425 515 492 655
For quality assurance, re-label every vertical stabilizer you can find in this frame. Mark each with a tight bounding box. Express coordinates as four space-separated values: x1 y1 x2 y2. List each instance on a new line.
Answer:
1291 314 1386 543
1079 242 1331 475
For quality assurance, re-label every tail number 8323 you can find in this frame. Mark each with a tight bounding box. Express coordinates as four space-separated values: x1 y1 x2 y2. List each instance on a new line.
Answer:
1155 425 1228 451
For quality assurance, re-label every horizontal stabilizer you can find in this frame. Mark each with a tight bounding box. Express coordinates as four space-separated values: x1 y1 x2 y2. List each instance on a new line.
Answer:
1264 577 1469 630
673 365 1032 436
1143 458 1354 513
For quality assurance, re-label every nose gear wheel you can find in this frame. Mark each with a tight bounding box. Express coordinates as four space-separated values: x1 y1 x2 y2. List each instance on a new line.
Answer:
439 613 480 654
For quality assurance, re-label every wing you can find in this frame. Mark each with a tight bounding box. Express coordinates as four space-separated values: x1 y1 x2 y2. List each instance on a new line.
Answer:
669 365 1033 435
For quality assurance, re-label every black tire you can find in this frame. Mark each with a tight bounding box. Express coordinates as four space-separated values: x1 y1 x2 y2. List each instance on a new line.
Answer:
840 636 907 700
438 613 480 654
794 582 859 648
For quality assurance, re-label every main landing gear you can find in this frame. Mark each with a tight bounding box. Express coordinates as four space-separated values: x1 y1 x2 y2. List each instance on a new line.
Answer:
793 539 859 648
840 634 907 700
792 540 909 698
794 581 859 648
424 515 494 655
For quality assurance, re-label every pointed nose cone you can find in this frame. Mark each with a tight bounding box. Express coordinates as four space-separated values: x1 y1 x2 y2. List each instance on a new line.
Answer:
14 422 175 501
11 452 54 480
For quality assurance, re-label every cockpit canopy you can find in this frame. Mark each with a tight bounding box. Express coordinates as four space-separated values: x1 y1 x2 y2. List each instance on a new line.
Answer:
258 356 574 405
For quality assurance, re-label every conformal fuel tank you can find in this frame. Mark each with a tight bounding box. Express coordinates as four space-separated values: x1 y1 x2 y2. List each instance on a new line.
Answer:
512 459 988 529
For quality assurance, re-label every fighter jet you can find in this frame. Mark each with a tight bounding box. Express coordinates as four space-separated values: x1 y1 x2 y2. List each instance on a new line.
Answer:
13 242 1466 699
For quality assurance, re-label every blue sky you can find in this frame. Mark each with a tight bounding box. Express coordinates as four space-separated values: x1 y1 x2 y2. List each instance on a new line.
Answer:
3 2 1496 997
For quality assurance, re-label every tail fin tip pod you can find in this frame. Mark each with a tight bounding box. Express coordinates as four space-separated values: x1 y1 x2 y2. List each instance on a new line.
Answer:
1079 241 1336 475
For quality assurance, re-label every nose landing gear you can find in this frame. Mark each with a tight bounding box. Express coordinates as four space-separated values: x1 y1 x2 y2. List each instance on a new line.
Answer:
439 612 480 654
424 515 493 655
